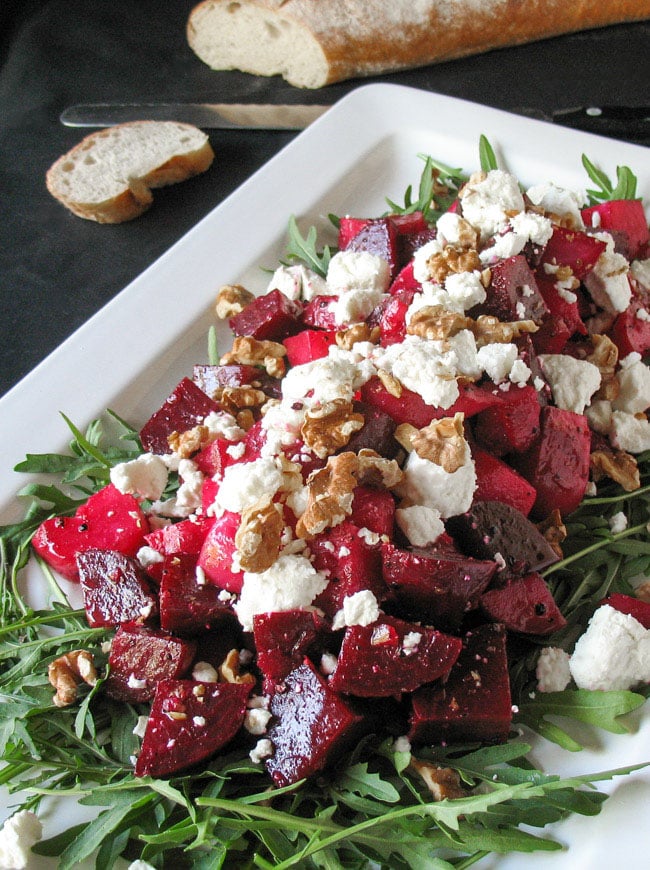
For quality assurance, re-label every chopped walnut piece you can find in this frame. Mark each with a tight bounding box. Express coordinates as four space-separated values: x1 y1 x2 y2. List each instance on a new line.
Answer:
168 424 211 458
296 450 402 539
376 369 403 398
586 334 620 402
221 335 287 378
425 246 482 284
218 649 256 686
394 422 419 452
235 409 257 431
591 450 640 492
219 386 267 416
301 399 365 459
411 413 467 473
536 509 567 559
335 323 381 350
635 582 650 604
235 495 285 572
408 759 467 801
48 650 98 708
407 305 472 341
215 284 255 319
472 315 538 347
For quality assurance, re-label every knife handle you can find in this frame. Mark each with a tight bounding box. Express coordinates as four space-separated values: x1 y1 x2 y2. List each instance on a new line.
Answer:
553 105 649 142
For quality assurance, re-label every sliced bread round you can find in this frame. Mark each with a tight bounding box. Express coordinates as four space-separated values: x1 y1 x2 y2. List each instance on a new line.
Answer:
46 121 214 223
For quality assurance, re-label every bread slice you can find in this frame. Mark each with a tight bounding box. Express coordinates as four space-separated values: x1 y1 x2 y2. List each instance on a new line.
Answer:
46 121 214 223
187 0 650 89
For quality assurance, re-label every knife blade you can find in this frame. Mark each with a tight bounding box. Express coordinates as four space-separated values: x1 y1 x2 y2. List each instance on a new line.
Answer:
514 105 649 142
59 102 331 130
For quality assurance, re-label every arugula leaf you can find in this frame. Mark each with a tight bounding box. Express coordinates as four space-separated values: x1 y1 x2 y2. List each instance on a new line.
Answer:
479 134 499 172
284 215 333 277
386 152 468 223
582 154 639 203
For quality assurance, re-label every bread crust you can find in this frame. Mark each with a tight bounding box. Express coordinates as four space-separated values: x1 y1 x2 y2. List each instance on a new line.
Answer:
187 0 650 88
46 122 215 223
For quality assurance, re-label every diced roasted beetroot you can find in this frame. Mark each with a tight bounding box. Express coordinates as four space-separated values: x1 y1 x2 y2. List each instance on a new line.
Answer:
229 289 302 341
77 548 158 628
473 384 541 456
197 511 245 593
388 261 422 296
345 401 399 459
536 273 587 343
195 438 235 478
139 378 220 455
409 624 512 745
159 553 236 635
329 614 462 698
32 485 148 582
311 520 385 618
481 255 548 324
601 593 650 629
376 291 417 345
345 217 399 279
338 217 369 249
193 364 280 400
582 199 649 260
539 226 607 279
135 679 252 777
301 295 338 330
283 329 336 366
610 282 650 357
143 515 214 581
446 500 559 580
266 659 363 787
512 405 591 518
253 610 326 689
531 312 574 355
350 486 395 536
471 448 537 517
390 211 430 237
480 572 566 635
381 541 496 630
104 624 196 702
396 227 437 267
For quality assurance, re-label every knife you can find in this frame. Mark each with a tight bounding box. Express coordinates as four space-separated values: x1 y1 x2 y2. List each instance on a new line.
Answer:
59 102 331 130
515 105 649 142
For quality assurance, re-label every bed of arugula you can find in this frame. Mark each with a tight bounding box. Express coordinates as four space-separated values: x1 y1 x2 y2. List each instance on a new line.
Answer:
0 139 649 869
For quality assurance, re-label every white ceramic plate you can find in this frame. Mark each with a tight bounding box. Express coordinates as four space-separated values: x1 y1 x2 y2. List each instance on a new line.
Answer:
1 84 649 867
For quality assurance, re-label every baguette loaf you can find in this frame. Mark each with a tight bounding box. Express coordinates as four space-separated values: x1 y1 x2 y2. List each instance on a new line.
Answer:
46 121 214 223
187 0 650 88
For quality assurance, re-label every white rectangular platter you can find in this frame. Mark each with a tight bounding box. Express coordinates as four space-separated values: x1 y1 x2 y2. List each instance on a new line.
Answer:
1 84 649 867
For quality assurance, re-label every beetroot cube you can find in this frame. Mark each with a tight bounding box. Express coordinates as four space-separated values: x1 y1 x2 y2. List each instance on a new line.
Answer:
193 364 280 400
139 378 220 455
360 377 439 428
345 217 399 280
160 553 236 635
338 216 369 248
376 291 416 346
538 226 607 279
283 329 336 365
582 199 649 260
328 614 462 698
610 283 650 357
446 500 559 580
143 515 214 581
381 541 496 630
253 610 326 689
266 659 363 787
600 593 650 629
301 295 338 330
409 624 512 745
350 486 395 536
229 289 302 341
105 624 196 702
473 385 541 456
32 484 148 582
537 273 587 339
513 405 591 518
531 312 574 355
345 401 399 459
387 261 422 296
471 448 537 517
482 255 548 324
77 548 158 628
480 572 566 636
135 679 252 777
197 511 245 593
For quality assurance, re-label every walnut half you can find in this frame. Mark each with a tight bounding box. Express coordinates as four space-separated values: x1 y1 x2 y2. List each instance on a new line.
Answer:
48 650 98 708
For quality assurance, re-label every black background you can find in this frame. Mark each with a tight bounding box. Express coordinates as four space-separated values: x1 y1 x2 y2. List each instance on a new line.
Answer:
1 1 648 398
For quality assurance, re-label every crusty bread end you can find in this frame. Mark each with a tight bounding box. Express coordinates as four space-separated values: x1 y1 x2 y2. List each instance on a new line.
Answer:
46 121 214 223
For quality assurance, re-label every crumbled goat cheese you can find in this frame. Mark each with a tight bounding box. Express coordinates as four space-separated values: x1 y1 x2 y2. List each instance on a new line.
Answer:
509 359 532 386
459 170 526 242
612 356 650 414
569 604 650 691
535 647 572 693
402 631 422 656
267 263 328 302
539 354 601 414
136 545 164 570
480 211 552 263
395 504 445 547
332 589 381 630
525 181 586 228
235 554 328 631
610 411 650 454
609 511 628 534
202 410 246 443
583 232 631 313
477 342 518 384
320 652 338 675
244 707 273 735
585 399 613 435
326 250 391 294
132 715 149 738
127 673 148 690
330 285 387 326
249 738 274 764
412 238 444 283
630 257 650 290
281 345 374 408
444 270 486 310
128 861 157 870
192 661 219 682
0 810 43 870
396 443 477 519
211 456 285 514
110 453 169 501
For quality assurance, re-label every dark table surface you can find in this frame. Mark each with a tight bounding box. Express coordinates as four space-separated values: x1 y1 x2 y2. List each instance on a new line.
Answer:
1 1 648 400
